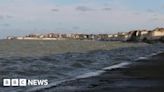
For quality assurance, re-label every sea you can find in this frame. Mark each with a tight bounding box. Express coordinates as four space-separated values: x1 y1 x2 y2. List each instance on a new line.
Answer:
0 40 164 92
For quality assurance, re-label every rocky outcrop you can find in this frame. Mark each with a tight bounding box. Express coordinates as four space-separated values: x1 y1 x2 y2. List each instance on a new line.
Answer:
126 28 164 43
127 31 140 42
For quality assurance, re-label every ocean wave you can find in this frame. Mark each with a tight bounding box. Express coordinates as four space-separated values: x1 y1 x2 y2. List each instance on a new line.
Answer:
27 62 131 92
0 43 164 92
27 51 162 92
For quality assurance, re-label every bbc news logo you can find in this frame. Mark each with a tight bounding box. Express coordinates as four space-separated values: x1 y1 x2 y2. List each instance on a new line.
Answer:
3 79 48 87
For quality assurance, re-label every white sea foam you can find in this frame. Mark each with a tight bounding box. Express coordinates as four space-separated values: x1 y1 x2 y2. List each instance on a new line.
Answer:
149 51 162 57
138 57 148 60
103 62 130 70
75 70 105 79
136 51 163 61
76 62 130 79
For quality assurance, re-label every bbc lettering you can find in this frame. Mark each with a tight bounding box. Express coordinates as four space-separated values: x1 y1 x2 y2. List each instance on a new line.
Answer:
3 79 27 87
3 79 48 86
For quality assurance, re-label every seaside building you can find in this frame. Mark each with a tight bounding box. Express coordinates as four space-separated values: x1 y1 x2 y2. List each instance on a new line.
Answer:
132 28 164 41
97 34 109 41
38 34 45 38
6 36 13 40
89 34 97 40
6 27 164 41
74 34 80 39
137 30 149 41
60 34 67 38
66 34 72 38
140 30 148 35
147 28 164 40
117 32 129 41
108 34 113 38
16 37 24 40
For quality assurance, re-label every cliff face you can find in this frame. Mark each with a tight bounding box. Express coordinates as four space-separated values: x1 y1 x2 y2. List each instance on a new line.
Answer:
148 28 164 39
127 28 164 42
127 31 139 42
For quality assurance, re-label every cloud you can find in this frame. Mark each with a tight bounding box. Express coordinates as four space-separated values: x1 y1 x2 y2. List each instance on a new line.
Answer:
102 7 112 11
75 6 94 12
2 23 10 27
150 18 159 21
133 12 140 15
0 15 13 20
0 23 10 27
161 4 164 8
72 26 80 30
0 15 5 20
51 8 59 12
153 14 158 16
6 15 13 18
146 9 155 13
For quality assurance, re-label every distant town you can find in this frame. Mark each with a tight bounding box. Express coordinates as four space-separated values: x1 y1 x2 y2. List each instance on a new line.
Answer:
7 27 164 42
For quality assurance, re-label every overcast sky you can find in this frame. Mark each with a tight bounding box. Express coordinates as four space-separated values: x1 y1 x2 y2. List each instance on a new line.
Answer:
0 0 164 39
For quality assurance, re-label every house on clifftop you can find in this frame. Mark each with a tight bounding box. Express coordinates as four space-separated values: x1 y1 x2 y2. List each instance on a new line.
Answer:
147 28 164 40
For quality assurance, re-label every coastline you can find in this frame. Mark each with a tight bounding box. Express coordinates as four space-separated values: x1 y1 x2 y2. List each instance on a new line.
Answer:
37 52 164 92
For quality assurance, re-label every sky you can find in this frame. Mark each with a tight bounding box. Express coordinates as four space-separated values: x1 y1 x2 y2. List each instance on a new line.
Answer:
0 0 164 39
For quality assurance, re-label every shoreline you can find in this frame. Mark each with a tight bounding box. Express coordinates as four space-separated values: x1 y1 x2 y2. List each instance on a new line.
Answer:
37 52 164 92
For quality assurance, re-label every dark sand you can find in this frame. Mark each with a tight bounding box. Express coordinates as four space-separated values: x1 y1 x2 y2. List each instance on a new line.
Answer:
40 53 164 92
